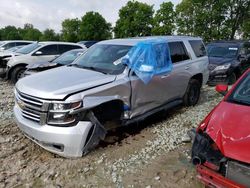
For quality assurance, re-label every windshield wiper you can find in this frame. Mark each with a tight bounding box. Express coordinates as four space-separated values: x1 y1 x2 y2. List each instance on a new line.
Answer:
69 64 107 74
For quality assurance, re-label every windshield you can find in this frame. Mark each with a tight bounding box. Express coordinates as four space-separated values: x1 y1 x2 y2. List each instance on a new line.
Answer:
207 44 239 58
228 73 250 106
73 44 132 75
16 43 41 54
7 45 25 52
53 50 84 65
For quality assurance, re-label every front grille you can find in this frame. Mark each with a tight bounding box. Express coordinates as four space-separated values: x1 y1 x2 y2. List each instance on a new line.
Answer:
16 90 48 124
226 160 250 187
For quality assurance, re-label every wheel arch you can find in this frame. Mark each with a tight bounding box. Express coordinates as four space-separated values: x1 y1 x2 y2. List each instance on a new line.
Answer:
7 63 28 79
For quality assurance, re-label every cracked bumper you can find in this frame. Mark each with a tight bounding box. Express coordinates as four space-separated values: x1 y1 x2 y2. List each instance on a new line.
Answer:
14 105 93 158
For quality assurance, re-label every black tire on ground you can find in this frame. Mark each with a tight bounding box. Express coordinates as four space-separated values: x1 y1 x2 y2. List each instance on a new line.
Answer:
11 66 26 84
227 72 237 85
183 79 201 106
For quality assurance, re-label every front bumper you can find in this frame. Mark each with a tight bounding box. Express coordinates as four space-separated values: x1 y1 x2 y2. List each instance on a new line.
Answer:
14 105 93 158
196 165 244 188
207 68 233 86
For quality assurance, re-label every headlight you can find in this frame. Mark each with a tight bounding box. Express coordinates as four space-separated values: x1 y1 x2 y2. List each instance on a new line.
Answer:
214 63 230 71
47 101 82 126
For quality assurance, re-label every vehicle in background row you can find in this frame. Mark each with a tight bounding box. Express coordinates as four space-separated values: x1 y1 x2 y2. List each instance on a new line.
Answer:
0 40 33 52
77 41 99 48
192 68 250 188
24 49 86 77
1 41 86 83
207 40 250 85
0 45 32 78
14 36 209 158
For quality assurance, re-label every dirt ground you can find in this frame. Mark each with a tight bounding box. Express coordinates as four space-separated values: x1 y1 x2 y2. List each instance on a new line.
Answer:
0 80 222 188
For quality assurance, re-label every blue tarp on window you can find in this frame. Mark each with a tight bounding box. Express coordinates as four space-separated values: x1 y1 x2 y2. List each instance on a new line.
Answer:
123 39 173 84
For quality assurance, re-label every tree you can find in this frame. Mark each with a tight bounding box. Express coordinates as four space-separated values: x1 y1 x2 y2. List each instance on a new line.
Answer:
20 23 42 41
225 0 250 39
152 2 176 35
61 18 80 42
114 1 154 38
40 29 60 41
176 0 250 41
79 11 112 40
1 26 22 40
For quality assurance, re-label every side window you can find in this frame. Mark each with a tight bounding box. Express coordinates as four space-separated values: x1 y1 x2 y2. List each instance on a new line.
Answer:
3 42 16 50
37 45 58 55
242 43 250 55
168 42 190 63
189 40 207 57
58 45 82 54
16 42 31 46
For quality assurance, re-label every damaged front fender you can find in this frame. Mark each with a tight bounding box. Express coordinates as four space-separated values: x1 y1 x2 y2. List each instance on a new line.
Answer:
81 111 107 155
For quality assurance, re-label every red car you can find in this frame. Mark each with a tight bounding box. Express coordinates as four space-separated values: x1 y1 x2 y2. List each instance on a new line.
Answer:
192 68 250 187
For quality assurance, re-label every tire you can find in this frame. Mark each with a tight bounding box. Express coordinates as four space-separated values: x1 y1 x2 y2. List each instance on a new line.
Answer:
183 79 201 106
11 66 26 84
227 72 237 85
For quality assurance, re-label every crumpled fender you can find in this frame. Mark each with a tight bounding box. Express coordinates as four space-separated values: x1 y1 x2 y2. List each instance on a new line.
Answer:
82 111 107 155
83 95 124 109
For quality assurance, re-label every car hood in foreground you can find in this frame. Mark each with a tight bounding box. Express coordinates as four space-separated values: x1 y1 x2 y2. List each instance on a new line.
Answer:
16 66 116 100
206 101 250 163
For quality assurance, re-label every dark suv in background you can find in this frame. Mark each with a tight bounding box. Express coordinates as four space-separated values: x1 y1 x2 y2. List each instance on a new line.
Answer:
207 40 250 85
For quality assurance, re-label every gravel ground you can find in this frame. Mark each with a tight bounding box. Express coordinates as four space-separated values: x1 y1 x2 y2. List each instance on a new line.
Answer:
0 79 222 188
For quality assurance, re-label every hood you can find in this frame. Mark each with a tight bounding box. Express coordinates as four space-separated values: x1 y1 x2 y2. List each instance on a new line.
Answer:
16 66 116 100
206 101 250 163
26 61 60 70
208 57 236 65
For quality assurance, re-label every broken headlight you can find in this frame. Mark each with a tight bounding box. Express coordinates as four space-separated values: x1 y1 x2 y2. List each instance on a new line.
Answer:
47 101 82 126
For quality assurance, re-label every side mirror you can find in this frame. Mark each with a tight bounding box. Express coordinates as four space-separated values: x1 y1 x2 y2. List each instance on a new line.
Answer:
238 54 247 60
216 84 228 96
35 51 43 55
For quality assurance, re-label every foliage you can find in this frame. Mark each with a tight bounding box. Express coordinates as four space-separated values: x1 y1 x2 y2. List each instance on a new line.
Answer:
40 29 60 41
114 1 154 38
20 23 42 41
61 18 80 42
152 2 176 35
79 11 112 40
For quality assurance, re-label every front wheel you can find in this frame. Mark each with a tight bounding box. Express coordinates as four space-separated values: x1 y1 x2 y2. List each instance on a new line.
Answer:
183 79 201 106
11 66 26 84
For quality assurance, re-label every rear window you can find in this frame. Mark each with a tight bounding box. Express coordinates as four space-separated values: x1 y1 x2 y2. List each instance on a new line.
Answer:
189 40 206 57
58 45 82 54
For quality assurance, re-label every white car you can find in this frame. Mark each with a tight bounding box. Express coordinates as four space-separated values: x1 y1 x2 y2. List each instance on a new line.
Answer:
4 41 86 83
0 40 33 52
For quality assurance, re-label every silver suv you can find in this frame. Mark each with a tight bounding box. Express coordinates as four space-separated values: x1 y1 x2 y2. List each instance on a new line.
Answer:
3 41 85 83
14 36 209 157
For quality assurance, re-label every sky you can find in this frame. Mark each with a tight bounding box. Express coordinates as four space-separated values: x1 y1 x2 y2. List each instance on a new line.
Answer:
0 0 181 33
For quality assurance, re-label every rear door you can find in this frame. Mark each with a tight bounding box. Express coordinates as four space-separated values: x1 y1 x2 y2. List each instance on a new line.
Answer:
167 41 192 97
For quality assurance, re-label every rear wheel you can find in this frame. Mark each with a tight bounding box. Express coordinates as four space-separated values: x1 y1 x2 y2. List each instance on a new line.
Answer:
11 66 26 84
183 79 201 106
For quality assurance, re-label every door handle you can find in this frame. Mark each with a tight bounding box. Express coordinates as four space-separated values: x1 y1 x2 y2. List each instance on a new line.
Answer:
185 66 190 70
161 75 170 79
